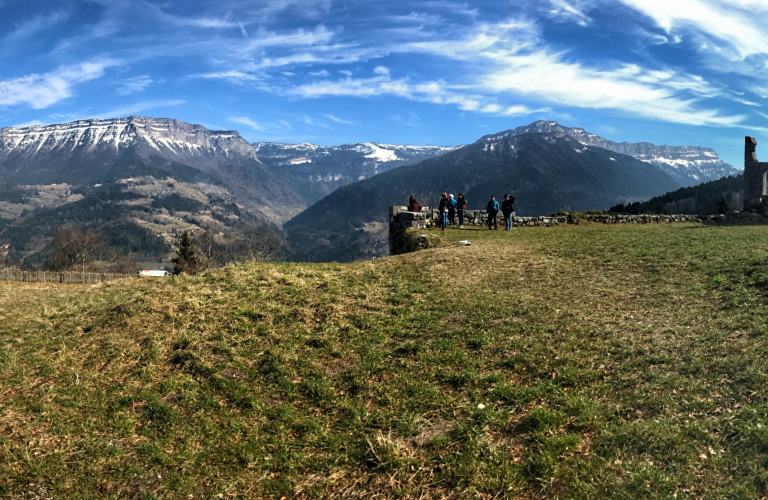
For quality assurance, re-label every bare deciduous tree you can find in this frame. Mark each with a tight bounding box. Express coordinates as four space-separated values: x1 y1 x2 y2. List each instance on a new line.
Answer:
234 226 285 262
412 191 441 210
48 226 114 273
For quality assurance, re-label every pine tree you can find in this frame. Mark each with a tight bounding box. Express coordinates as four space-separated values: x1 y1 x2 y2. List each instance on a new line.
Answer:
717 196 730 215
172 231 197 275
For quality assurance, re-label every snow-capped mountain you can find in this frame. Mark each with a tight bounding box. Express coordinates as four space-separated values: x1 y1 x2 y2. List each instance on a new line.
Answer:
254 141 460 203
485 121 740 187
0 116 257 164
0 117 300 217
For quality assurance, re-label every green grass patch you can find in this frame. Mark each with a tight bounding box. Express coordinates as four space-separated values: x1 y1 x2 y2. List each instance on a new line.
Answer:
2 223 768 498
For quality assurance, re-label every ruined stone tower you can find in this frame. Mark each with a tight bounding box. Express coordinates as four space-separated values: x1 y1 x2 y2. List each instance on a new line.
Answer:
744 136 768 207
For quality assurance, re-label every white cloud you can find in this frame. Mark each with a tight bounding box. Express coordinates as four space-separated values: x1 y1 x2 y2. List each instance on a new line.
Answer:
93 99 185 119
197 71 263 83
322 113 355 124
615 0 768 60
310 69 329 76
374 66 390 76
239 21 249 38
228 116 265 131
399 19 745 127
3 10 69 41
546 0 594 26
303 115 330 128
12 120 46 128
0 59 120 109
478 50 742 126
117 75 153 95
502 105 553 116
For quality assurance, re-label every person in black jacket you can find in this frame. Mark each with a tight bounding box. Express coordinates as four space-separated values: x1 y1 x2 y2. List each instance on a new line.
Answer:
486 195 499 230
456 193 467 228
438 192 449 231
501 194 516 230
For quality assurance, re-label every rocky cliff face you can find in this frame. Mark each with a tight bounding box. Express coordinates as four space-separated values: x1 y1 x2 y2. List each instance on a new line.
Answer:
0 116 257 160
486 120 740 186
0 117 300 219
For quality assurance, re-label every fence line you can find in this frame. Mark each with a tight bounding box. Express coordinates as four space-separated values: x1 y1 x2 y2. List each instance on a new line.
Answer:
0 269 133 284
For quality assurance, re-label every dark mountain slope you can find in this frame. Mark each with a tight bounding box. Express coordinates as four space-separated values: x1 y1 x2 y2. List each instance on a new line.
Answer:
287 132 679 232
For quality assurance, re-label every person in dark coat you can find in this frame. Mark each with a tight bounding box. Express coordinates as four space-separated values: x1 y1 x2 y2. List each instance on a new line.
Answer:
501 194 516 230
456 193 467 228
407 196 421 213
438 192 449 230
486 195 499 230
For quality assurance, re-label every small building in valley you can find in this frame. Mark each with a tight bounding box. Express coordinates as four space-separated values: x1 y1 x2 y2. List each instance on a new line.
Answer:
138 270 168 277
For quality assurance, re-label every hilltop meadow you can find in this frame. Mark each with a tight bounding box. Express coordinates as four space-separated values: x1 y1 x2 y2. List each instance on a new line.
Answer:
2 223 768 499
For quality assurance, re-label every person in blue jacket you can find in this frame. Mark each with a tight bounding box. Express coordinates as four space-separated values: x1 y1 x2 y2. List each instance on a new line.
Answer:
448 194 457 226
486 195 499 230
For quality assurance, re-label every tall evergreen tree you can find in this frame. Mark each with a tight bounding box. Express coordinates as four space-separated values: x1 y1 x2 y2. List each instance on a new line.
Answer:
172 231 197 275
717 196 731 215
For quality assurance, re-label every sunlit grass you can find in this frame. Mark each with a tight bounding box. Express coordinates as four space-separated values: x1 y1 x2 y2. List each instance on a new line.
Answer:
2 223 768 498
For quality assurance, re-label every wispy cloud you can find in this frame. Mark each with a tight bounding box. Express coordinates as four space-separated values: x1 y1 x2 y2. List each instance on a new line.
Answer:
303 115 330 128
12 120 47 128
117 76 154 95
196 71 263 84
93 99 185 119
0 59 121 109
3 10 70 41
545 0 594 26
322 114 355 125
615 0 768 60
228 116 265 131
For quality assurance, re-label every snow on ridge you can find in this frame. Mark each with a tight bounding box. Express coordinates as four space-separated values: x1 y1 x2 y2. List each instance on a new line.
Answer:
1 116 254 158
363 142 400 162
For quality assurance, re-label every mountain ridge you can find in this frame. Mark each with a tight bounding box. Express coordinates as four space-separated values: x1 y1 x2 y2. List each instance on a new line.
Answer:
487 120 740 186
285 131 682 262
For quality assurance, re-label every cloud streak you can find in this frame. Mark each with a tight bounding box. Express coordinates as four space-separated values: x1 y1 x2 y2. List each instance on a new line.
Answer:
0 60 121 109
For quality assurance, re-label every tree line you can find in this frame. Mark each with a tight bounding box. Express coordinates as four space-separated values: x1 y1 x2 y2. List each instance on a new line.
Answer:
609 175 743 215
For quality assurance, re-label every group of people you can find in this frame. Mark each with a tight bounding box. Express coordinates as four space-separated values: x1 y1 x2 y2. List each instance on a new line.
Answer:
407 193 516 231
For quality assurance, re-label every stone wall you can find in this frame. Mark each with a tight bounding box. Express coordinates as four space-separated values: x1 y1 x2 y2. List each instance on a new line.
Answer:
388 205 768 255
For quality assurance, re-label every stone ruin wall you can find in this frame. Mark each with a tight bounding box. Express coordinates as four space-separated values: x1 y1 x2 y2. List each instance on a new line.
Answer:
744 136 768 207
388 206 765 255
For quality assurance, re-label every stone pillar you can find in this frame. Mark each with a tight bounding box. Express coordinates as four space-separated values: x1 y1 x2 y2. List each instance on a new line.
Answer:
744 136 768 208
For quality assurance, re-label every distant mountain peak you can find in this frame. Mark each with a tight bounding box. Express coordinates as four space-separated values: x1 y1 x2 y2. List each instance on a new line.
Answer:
479 120 740 187
1 116 257 160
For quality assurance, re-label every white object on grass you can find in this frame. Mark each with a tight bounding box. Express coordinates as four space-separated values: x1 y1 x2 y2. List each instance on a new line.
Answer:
457 240 471 246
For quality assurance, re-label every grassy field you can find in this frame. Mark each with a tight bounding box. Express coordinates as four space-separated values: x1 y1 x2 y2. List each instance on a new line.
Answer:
2 223 768 499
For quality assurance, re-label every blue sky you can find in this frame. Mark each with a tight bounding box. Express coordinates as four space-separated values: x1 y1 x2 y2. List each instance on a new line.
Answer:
1 0 767 167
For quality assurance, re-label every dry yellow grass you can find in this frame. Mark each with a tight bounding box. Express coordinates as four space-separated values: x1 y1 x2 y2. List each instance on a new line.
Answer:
2 223 768 498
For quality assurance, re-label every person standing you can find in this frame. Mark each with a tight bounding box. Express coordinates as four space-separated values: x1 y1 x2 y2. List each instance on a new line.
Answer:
407 196 421 213
486 195 499 230
501 194 515 230
456 193 467 228
438 192 449 231
448 194 457 226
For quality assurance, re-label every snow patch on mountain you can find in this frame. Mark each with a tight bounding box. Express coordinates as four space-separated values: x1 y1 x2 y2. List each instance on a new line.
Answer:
481 120 740 187
364 143 399 162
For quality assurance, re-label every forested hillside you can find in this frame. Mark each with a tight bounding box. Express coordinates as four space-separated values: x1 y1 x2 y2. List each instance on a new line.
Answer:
610 175 743 215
